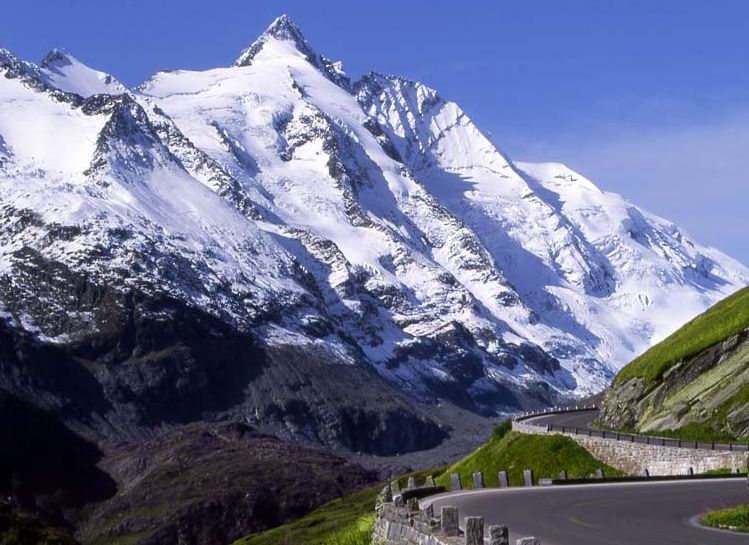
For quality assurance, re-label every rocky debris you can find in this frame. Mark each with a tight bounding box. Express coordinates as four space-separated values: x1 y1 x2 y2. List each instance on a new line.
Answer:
75 421 376 545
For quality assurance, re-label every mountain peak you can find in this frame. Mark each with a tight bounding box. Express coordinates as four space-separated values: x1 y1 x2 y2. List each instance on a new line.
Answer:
37 48 126 98
41 48 75 69
234 14 316 67
264 14 305 42
232 15 350 90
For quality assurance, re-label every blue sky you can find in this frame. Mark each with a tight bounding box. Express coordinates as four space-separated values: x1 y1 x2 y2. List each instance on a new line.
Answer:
4 0 749 265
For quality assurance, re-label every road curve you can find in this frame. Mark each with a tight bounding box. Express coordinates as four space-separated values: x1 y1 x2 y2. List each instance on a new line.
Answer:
425 478 749 545
523 408 600 431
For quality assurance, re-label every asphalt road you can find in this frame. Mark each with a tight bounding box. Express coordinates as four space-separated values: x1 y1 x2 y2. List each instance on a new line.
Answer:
425 478 749 545
524 408 600 430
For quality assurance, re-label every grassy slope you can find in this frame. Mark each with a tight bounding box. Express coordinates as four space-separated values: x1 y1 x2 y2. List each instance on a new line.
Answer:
436 422 623 488
232 468 438 545
614 286 749 387
702 504 749 532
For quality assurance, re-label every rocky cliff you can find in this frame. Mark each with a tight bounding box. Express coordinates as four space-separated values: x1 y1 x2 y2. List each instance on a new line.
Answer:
600 287 749 439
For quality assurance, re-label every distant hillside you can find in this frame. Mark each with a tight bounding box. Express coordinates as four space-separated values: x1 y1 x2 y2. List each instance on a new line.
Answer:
600 286 749 439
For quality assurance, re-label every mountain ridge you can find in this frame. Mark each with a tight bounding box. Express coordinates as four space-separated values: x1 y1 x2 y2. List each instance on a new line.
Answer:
0 15 746 450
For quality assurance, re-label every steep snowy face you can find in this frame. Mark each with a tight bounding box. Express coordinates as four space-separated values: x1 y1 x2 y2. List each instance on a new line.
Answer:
139 18 575 408
0 17 747 418
355 74 615 297
0 48 309 345
355 73 748 385
517 161 749 344
40 49 127 97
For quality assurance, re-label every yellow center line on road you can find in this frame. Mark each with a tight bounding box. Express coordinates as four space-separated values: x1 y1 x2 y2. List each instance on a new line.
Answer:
567 516 599 529
573 498 611 508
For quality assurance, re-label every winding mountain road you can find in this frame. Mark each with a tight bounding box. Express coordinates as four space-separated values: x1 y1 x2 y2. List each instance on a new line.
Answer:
425 478 748 545
425 409 748 544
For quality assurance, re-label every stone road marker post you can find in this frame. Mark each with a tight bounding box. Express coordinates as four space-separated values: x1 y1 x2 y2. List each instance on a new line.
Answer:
425 474 435 486
594 468 605 479
523 469 534 487
498 470 509 488
558 470 568 480
407 476 416 489
472 471 484 489
424 503 434 519
489 524 509 545
382 484 393 502
465 516 484 545
451 473 462 491
441 505 459 536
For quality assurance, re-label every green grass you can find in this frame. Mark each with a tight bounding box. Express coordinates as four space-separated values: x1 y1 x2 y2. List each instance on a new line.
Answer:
435 421 624 488
317 514 375 545
637 422 749 445
702 504 749 532
614 286 749 387
232 468 439 545
595 420 749 446
703 468 735 476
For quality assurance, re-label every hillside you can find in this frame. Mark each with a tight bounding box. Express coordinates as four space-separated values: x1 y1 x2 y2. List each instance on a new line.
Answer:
600 286 749 439
76 422 377 545
233 469 436 545
436 421 622 488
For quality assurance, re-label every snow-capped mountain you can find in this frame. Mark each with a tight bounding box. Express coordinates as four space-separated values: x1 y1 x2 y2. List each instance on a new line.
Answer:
0 16 746 441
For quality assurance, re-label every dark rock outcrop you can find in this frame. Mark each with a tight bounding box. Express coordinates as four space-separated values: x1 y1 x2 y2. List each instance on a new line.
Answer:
0 279 447 453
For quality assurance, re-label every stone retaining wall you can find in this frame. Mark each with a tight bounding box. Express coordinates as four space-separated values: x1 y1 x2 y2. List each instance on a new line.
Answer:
372 502 458 545
372 485 531 545
512 420 748 475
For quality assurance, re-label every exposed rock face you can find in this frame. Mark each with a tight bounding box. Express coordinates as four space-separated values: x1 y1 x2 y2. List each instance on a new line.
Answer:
77 422 377 545
0 283 447 453
600 329 749 438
